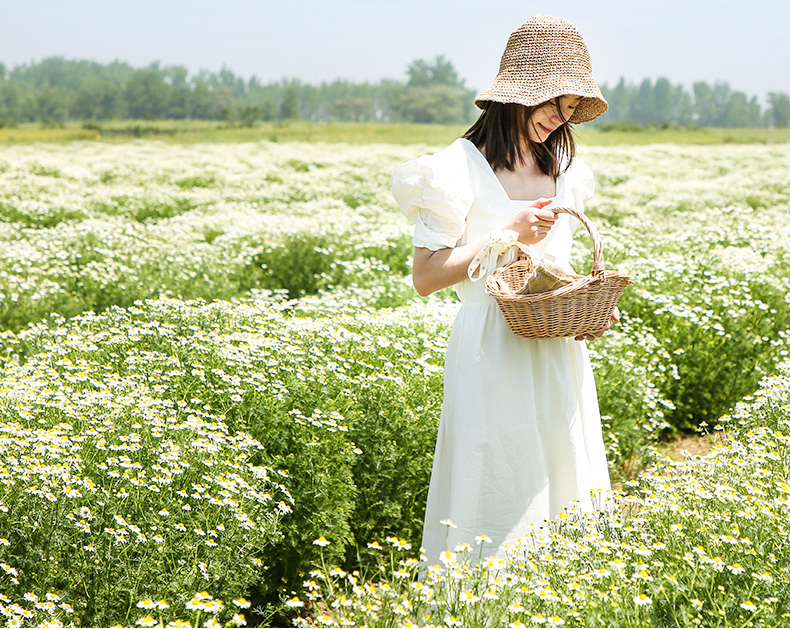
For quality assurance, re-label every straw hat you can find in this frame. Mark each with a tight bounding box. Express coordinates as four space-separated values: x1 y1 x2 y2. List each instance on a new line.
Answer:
475 15 608 124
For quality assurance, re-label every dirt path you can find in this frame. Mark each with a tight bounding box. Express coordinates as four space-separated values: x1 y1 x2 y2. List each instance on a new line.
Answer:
658 432 723 460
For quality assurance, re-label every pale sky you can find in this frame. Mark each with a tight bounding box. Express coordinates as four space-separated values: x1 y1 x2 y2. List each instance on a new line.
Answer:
2 0 789 99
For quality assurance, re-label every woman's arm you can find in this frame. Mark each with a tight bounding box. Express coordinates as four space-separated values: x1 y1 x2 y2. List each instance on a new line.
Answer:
412 238 488 296
412 199 556 296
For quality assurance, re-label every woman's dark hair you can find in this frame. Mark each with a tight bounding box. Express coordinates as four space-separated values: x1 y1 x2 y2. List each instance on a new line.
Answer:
463 100 576 178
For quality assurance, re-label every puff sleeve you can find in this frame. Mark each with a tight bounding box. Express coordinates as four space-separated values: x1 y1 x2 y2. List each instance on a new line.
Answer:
391 140 474 251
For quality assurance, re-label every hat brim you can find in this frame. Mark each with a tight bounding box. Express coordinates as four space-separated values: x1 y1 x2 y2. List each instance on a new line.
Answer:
475 75 608 124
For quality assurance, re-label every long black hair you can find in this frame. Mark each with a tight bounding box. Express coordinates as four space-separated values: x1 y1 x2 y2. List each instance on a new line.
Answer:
463 100 576 178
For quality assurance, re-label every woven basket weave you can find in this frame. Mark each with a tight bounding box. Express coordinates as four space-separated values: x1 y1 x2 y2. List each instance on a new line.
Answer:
485 206 632 339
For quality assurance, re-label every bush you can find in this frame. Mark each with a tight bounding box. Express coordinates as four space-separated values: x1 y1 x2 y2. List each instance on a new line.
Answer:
0 140 417 332
0 293 454 623
0 311 292 626
586 318 675 479
246 230 414 303
619 264 790 430
303 363 790 628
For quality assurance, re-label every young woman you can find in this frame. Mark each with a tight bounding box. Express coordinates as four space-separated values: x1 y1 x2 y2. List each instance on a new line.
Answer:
392 15 616 565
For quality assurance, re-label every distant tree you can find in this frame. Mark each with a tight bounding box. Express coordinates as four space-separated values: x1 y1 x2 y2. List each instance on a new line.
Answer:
674 90 695 126
279 82 301 119
190 78 234 119
397 84 471 124
301 85 318 120
103 60 137 87
0 64 19 124
692 82 712 125
190 79 210 119
0 55 782 128
246 76 281 121
398 56 475 124
163 65 188 88
216 66 247 100
601 78 632 122
328 97 374 122
374 79 405 122
73 77 120 119
767 92 790 127
237 105 262 127
162 65 191 119
124 66 169 119
0 81 21 124
14 57 88 91
36 85 69 123
692 81 732 126
723 92 748 127
629 79 655 125
721 92 762 127
406 55 462 88
167 84 191 119
652 78 672 123
259 98 277 121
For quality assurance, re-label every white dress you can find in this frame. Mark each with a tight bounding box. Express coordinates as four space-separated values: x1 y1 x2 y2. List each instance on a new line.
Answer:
392 138 611 565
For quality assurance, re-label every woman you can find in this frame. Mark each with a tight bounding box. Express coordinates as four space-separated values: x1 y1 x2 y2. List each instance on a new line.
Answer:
392 15 616 565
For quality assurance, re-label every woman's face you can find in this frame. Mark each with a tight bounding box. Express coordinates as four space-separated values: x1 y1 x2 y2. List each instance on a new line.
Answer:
526 95 582 144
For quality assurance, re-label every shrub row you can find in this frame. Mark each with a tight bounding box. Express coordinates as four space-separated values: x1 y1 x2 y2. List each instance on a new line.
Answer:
298 362 790 627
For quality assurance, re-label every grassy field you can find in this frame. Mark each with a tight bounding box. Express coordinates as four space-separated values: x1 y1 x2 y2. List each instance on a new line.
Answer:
1 119 790 145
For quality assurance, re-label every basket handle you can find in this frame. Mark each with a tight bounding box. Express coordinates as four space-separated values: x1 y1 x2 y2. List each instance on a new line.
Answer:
554 206 605 278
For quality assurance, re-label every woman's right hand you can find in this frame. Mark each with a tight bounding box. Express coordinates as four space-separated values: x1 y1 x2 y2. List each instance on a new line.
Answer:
506 198 557 244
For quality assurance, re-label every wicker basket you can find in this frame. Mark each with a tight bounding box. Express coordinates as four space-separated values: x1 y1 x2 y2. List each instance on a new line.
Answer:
485 206 632 339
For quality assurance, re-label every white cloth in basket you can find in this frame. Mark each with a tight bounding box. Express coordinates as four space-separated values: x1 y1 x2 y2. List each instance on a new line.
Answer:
392 138 611 566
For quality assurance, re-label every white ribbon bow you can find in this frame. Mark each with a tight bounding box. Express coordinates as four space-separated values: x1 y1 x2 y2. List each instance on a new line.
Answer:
467 229 535 282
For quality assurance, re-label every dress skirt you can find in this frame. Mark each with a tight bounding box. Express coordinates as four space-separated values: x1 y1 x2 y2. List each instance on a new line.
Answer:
420 297 611 564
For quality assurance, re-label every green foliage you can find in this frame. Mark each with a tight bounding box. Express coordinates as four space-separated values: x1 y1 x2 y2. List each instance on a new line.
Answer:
174 175 217 189
618 267 790 430
237 105 264 127
768 92 790 127
397 85 475 125
405 56 464 89
0 200 86 227
395 56 477 125
597 77 779 128
247 231 413 302
581 143 790 437
0 294 452 624
124 67 169 120
306 363 790 627
4 55 788 128
0 308 292 626
5 120 790 146
586 319 675 479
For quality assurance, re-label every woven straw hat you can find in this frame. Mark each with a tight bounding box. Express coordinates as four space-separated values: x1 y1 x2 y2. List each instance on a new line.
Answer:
475 15 608 124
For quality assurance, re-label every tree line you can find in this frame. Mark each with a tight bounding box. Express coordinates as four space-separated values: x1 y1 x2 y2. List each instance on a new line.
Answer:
1 56 788 128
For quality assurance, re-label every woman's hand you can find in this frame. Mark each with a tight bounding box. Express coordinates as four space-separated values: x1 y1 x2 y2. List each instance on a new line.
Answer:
575 306 620 342
505 198 557 245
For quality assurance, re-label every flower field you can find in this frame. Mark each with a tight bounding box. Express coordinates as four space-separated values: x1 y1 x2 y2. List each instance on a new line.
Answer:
0 138 789 627
307 364 790 627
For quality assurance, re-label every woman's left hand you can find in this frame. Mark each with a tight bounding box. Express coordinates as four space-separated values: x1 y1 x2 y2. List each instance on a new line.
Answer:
575 306 620 342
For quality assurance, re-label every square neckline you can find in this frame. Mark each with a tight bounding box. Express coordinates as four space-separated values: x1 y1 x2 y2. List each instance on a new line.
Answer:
459 137 563 203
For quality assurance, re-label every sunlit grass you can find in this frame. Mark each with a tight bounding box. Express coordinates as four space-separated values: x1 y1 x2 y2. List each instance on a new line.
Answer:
0 120 468 146
1 120 789 146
